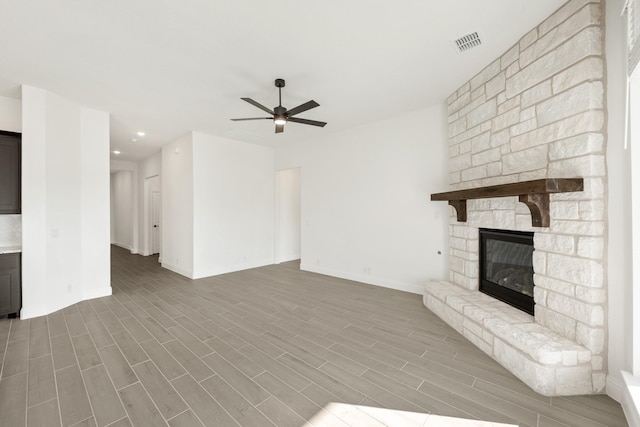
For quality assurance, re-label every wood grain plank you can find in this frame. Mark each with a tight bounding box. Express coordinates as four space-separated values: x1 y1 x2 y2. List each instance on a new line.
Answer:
82 365 126 426
118 383 167 427
56 365 93 426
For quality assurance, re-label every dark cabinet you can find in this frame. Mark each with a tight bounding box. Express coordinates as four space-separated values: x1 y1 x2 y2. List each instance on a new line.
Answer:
0 132 21 214
0 253 21 318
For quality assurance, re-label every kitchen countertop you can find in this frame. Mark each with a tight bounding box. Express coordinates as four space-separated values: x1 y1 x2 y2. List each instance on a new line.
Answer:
0 245 22 254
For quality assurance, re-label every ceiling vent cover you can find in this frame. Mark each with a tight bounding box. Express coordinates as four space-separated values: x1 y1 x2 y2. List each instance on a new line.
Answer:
454 32 482 52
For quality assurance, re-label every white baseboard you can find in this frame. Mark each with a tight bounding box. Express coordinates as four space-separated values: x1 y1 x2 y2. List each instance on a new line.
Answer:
621 371 640 427
82 287 112 300
19 286 111 319
161 262 194 279
20 305 49 320
193 258 274 279
300 264 425 295
277 254 302 263
111 242 140 255
20 294 82 319
135 250 159 257
608 375 624 403
112 242 132 251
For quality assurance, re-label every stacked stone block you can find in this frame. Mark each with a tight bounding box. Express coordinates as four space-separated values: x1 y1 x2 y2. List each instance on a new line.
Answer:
441 0 607 393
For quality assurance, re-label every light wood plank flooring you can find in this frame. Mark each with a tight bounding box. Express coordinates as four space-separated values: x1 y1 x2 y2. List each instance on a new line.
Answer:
0 246 628 426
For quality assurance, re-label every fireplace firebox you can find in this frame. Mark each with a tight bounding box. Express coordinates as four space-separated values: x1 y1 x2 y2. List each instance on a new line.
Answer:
479 228 534 315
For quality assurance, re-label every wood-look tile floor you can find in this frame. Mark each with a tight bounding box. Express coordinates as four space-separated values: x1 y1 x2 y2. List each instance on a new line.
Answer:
0 246 628 427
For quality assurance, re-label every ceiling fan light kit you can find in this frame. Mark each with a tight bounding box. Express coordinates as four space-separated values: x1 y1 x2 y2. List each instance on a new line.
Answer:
231 79 327 134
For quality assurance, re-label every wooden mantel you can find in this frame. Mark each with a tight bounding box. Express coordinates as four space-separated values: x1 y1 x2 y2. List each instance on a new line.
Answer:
430 178 584 227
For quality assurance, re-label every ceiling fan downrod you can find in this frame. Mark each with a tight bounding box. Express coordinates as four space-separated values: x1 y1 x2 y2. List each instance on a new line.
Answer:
275 78 285 107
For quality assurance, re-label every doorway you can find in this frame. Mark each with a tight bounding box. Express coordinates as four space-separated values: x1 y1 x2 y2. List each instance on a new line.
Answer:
110 170 135 251
144 175 161 259
275 168 301 263
151 190 161 255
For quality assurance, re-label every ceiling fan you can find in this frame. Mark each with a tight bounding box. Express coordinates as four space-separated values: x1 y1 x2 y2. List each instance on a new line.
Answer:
231 79 327 133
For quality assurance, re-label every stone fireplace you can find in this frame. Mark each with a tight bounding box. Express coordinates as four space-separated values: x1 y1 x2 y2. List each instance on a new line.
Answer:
424 0 607 396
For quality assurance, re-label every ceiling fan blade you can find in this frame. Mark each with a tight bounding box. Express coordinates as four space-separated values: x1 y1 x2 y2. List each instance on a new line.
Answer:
231 117 272 121
241 98 274 114
288 117 327 127
286 100 319 117
275 124 284 133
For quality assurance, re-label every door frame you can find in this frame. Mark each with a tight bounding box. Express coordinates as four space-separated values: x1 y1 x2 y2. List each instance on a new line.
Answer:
143 175 161 259
275 167 301 264
151 190 161 256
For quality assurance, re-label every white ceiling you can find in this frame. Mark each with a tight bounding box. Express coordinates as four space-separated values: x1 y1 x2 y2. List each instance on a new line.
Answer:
0 0 565 161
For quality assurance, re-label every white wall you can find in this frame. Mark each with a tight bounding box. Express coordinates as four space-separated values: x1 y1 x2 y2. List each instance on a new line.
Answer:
632 71 640 374
161 134 194 277
139 152 161 182
606 0 632 401
0 95 21 132
192 132 275 278
21 85 110 319
80 108 111 300
622 67 640 426
275 105 450 294
110 171 134 250
276 168 301 263
21 86 47 318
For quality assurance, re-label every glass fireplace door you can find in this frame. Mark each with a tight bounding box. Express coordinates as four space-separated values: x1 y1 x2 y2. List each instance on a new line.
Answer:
479 228 534 315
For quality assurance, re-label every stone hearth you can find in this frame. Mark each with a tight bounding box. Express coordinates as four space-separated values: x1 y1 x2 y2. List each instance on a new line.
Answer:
424 0 607 396
424 281 593 396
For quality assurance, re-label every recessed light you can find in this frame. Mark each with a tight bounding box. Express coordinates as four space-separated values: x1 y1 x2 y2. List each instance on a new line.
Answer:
136 131 146 137
113 150 121 155
131 138 137 142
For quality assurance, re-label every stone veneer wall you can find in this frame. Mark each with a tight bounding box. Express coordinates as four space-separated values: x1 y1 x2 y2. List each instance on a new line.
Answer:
445 0 607 391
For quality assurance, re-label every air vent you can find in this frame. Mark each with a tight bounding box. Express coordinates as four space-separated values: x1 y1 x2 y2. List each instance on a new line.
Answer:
453 32 482 52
